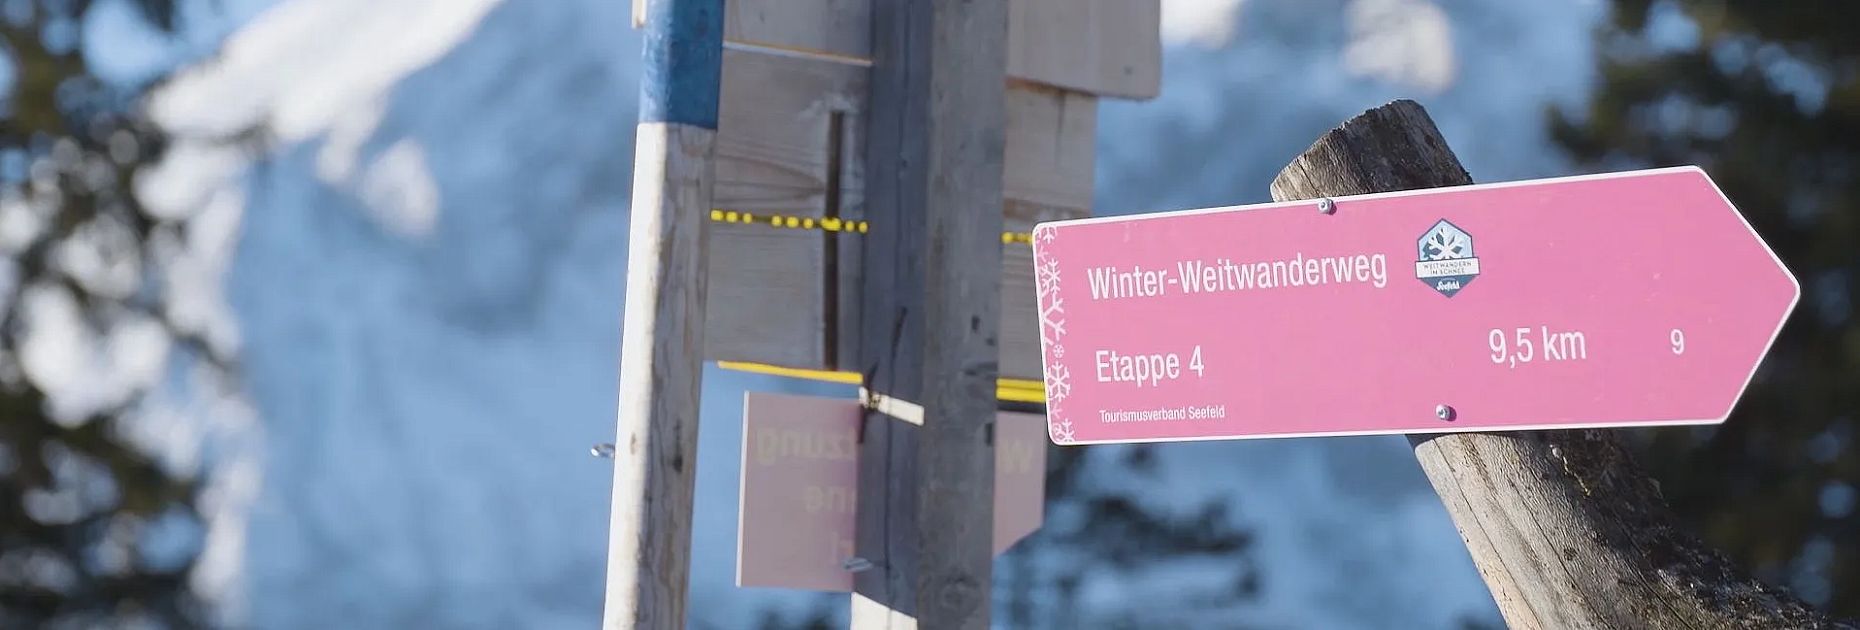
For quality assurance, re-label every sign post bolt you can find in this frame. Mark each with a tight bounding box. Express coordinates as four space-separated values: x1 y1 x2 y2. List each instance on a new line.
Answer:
1317 198 1336 214
1436 404 1456 421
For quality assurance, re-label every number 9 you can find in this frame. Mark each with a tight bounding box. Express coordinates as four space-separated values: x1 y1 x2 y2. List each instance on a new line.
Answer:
1670 329 1685 355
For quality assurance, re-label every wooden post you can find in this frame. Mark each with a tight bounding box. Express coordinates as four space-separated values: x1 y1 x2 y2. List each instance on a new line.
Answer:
1269 100 1855 630
602 0 723 628
850 0 1007 627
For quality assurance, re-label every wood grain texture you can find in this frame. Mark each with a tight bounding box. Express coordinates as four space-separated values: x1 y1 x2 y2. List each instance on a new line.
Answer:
1004 84 1096 212
1007 0 1160 99
659 0 1157 98
701 49 1088 381
713 49 866 217
851 0 1006 627
604 122 715 630
999 84 1094 379
724 0 870 61
704 49 865 368
1269 99 1856 630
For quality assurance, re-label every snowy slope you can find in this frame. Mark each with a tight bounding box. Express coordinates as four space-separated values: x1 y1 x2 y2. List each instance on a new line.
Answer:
128 0 1606 627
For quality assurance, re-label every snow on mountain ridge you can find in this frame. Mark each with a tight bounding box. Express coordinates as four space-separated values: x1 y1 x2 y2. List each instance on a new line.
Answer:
1161 0 1251 47
149 0 503 145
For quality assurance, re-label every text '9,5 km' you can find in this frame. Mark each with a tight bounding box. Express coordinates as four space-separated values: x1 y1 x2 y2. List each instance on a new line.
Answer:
1489 326 1588 368
1486 327 1691 369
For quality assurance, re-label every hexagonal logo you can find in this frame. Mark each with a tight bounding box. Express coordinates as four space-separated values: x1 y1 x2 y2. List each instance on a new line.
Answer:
1415 219 1479 297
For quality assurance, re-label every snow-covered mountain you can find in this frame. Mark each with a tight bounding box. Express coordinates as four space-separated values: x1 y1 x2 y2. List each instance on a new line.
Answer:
121 0 1607 627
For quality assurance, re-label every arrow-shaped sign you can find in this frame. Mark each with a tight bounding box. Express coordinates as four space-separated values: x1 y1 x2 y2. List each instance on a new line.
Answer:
1030 166 1800 445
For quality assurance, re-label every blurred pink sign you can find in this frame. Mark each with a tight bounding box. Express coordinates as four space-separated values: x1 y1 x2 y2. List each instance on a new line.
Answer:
735 392 1046 591
1030 166 1800 445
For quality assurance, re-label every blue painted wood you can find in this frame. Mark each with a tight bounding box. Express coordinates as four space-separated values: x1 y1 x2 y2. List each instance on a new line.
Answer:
638 0 724 129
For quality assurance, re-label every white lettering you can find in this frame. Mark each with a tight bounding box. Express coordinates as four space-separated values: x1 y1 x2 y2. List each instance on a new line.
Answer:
1092 349 1184 387
1097 252 1392 303
1086 265 1171 300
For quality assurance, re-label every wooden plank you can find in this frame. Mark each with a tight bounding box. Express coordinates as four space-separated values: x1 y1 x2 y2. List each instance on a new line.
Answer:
1003 83 1097 211
703 49 865 369
1000 84 1094 380
702 220 822 368
637 0 1159 98
701 50 1091 381
605 0 723 626
851 0 1005 626
712 49 866 217
725 0 870 61
606 123 717 630
1007 0 1161 99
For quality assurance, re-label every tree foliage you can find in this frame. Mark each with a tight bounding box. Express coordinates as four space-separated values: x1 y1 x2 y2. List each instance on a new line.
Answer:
1552 0 1860 615
0 1 228 627
991 444 1263 630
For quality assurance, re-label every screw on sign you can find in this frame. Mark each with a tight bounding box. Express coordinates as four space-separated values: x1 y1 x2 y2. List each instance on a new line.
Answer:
1030 166 1800 445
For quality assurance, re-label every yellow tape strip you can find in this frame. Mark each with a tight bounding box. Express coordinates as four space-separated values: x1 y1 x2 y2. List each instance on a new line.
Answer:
718 361 1048 404
710 209 1033 244
708 208 1041 403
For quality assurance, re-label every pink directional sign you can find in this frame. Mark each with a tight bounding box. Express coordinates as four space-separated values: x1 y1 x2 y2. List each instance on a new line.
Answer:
736 392 1046 591
1030 166 1800 445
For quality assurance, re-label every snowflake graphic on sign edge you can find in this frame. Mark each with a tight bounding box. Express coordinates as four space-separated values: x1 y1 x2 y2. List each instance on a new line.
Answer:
1033 225 1075 444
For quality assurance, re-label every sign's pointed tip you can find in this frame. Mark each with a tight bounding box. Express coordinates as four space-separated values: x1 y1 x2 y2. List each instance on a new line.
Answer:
1766 239 1804 328
1783 266 1805 318
1687 161 1803 326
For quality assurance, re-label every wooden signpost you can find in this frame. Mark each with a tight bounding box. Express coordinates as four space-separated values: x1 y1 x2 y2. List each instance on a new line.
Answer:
603 1 723 628
847 0 1008 624
691 0 1154 383
607 1 1837 629
607 1 1160 629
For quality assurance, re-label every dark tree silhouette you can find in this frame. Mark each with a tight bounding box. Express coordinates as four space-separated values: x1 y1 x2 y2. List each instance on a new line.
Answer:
1552 0 1860 616
0 1 239 628
988 443 1263 630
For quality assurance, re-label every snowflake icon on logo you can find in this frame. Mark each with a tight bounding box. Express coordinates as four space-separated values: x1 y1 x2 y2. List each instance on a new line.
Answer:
1414 219 1481 297
1421 224 1470 260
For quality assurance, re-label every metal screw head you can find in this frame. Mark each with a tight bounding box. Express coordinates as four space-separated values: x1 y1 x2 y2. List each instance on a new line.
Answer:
1435 405 1455 421
1318 198 1336 214
591 443 616 458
